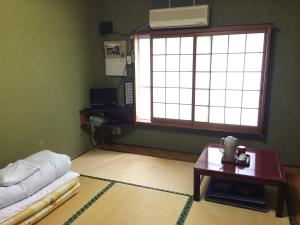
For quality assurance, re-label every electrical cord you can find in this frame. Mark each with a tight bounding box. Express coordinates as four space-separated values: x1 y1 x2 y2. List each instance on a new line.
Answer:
89 117 97 147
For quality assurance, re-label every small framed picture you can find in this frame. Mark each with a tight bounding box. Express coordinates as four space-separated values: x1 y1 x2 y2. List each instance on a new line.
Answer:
104 41 126 58
105 43 120 57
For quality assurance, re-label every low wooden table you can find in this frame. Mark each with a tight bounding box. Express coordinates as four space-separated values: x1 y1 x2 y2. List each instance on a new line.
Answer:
194 143 287 217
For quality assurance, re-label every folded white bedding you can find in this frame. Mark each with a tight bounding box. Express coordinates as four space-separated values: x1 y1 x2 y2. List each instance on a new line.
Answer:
0 171 79 223
0 160 39 187
0 150 71 210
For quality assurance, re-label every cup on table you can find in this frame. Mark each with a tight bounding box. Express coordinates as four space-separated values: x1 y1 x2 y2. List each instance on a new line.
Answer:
236 145 246 156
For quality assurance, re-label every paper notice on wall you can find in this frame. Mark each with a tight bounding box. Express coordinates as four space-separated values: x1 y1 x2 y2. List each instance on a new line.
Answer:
105 57 127 76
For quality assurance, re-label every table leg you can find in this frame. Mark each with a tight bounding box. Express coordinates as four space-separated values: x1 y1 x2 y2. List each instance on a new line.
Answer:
276 183 286 217
194 170 200 201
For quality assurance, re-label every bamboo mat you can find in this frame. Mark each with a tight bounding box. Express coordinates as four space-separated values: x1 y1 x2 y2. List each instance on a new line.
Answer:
72 149 194 195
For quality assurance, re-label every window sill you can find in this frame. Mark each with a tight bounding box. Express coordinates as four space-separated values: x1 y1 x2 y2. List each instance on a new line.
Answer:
135 120 263 137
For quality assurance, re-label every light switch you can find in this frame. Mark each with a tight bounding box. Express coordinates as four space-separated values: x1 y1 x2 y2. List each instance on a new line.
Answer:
126 56 132 65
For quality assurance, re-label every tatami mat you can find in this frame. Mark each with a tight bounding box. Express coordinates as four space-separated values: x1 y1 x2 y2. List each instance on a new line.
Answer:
34 149 291 225
35 175 290 225
72 183 188 225
72 149 194 195
184 177 290 225
35 177 110 225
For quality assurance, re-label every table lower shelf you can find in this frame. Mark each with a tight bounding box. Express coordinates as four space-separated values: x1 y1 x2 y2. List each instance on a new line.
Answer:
205 177 267 212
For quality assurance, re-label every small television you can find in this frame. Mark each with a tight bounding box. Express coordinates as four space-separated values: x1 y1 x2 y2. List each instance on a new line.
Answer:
90 88 117 108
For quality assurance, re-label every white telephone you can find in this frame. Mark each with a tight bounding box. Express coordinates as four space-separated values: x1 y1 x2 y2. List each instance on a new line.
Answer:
89 116 104 126
89 116 104 146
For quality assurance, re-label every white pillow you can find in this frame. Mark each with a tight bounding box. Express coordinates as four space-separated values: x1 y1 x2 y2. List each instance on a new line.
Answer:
0 160 39 187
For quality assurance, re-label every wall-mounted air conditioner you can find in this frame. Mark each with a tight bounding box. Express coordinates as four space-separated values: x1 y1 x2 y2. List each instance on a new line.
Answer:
149 5 210 29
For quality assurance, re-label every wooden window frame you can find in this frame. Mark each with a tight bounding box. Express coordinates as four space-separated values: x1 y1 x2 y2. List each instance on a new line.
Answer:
134 24 272 136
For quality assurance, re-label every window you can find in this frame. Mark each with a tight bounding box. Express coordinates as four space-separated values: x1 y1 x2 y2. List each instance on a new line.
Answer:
134 24 272 135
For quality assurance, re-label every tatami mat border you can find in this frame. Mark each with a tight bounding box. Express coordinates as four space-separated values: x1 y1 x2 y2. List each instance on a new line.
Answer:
176 196 194 225
80 174 192 197
63 181 115 225
68 174 194 225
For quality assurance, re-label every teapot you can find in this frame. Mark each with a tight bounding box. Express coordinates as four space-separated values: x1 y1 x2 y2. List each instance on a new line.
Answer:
220 136 239 162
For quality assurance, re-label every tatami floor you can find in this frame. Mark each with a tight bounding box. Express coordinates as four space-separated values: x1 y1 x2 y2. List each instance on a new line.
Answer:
69 145 296 225
72 148 194 194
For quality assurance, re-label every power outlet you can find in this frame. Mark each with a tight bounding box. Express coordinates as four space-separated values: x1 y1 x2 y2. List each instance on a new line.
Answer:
112 127 121 135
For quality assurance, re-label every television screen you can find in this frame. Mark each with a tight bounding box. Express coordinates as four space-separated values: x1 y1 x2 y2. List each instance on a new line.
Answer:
90 88 117 108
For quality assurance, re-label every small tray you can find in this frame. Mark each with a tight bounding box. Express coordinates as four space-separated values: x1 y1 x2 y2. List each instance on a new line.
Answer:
221 154 250 166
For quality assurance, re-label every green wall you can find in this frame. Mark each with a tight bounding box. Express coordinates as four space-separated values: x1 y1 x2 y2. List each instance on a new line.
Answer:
1 0 298 167
93 0 300 165
0 1 94 167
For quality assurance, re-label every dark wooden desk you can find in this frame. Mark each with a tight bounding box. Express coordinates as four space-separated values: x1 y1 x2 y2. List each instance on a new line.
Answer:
79 107 135 127
194 143 286 217
79 107 135 140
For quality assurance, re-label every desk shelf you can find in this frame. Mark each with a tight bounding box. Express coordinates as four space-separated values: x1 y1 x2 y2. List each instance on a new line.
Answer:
79 107 135 128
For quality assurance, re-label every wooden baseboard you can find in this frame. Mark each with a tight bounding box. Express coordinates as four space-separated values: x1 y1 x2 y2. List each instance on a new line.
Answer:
72 145 96 160
96 143 199 163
